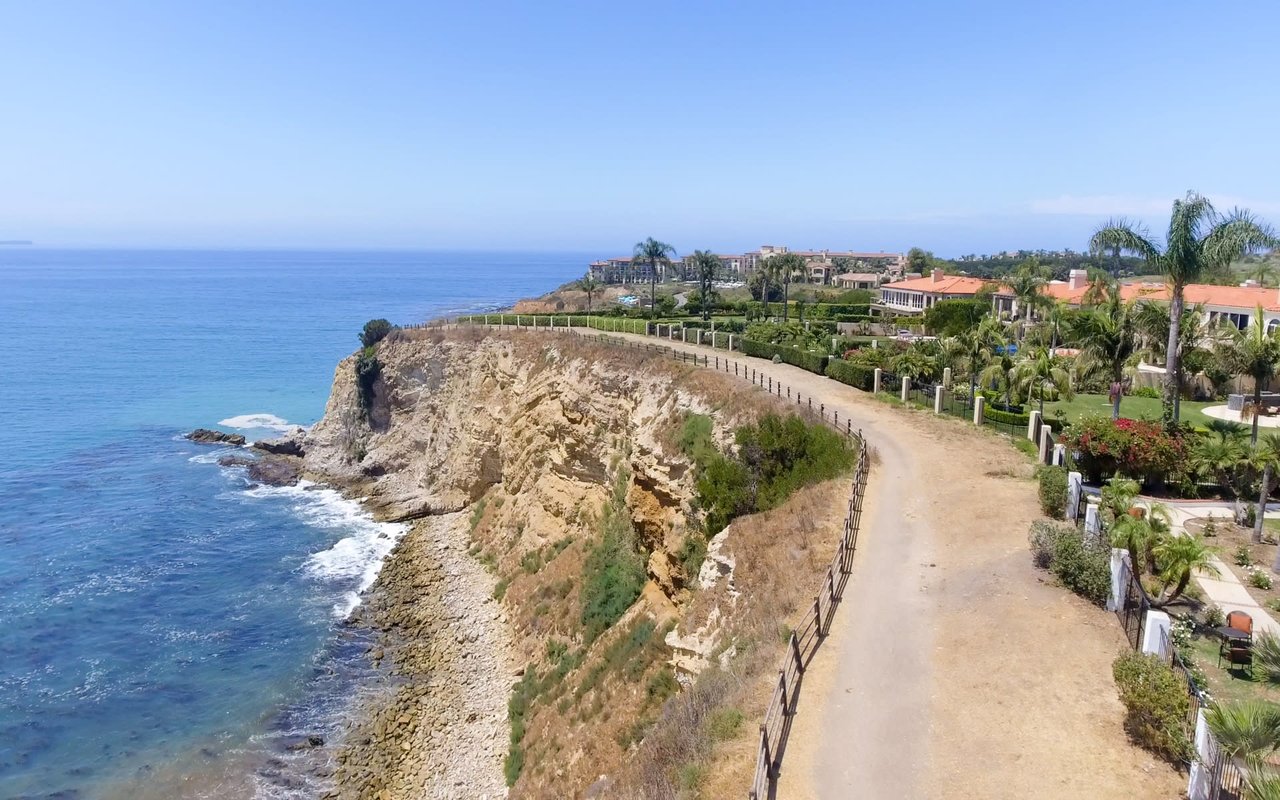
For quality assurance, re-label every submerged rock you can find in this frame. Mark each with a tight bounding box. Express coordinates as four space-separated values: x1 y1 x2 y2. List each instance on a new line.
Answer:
217 455 255 468
185 428 246 446
248 457 302 486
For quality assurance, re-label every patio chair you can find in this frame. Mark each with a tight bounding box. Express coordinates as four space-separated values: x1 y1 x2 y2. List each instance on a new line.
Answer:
1220 644 1254 677
1227 611 1254 638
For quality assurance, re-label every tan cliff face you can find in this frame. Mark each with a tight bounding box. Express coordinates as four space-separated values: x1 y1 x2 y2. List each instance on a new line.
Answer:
301 329 850 799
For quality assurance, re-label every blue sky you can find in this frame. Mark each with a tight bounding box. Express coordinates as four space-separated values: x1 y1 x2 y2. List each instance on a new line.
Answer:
2 1 1278 255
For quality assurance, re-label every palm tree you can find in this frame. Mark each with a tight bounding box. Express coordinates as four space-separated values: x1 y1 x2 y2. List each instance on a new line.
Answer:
689 250 720 322
1248 259 1279 288
776 253 806 322
1215 307 1280 445
634 237 676 322
1101 476 1141 522
577 273 600 315
1110 504 1169 575
1194 431 1250 495
1080 269 1115 308
979 340 1018 409
894 348 936 383
1206 701 1280 761
958 318 1004 402
1014 346 1073 417
1253 433 1280 547
758 257 785 320
1091 192 1278 426
1006 260 1048 335
1151 529 1218 606
1073 289 1138 419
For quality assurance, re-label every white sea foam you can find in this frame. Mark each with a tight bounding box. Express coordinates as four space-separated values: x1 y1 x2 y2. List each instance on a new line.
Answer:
219 413 299 434
242 481 406 618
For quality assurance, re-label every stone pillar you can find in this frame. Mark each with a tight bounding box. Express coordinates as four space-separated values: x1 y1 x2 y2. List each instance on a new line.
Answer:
831 336 838 352
942 366 952 389
1084 498 1101 542
900 376 910 403
973 395 986 425
1027 409 1042 442
1141 609 1173 659
934 385 945 414
871 339 879 349
873 368 882 394
696 329 703 346
1066 471 1083 521
728 334 735 351
1038 424 1053 463
682 328 688 343
1107 549 1128 612
1052 443 1066 466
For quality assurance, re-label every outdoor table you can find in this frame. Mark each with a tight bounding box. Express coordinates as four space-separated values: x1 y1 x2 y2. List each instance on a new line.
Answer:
1216 626 1251 643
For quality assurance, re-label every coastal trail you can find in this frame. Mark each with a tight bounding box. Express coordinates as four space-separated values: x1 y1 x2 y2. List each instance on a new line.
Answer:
557 328 1181 799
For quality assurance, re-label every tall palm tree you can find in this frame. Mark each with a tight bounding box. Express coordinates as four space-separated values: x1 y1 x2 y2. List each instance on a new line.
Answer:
1091 192 1278 426
577 273 600 315
1214 307 1280 445
1248 259 1279 288
776 253 806 322
1006 261 1048 333
634 237 676 321
1151 528 1218 606
1013 346 1073 417
1073 289 1138 418
689 250 720 322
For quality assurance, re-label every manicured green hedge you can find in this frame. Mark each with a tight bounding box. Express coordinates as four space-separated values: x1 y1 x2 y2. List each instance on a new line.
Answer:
984 407 1032 428
825 359 875 391
740 339 829 374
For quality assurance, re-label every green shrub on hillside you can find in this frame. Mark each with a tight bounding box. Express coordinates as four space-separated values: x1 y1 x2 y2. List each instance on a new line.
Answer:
1038 465 1068 518
359 318 394 348
355 346 380 413
740 338 829 374
697 414 854 535
580 475 646 642
1112 652 1193 764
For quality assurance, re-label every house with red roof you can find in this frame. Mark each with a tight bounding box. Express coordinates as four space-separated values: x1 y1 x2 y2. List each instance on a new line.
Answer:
875 269 1013 316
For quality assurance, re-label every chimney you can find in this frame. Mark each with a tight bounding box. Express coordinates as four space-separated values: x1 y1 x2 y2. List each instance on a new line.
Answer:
1068 269 1087 291
931 268 943 283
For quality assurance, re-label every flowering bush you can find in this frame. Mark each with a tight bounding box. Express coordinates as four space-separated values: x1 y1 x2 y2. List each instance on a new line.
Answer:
1247 565 1273 590
1062 415 1192 485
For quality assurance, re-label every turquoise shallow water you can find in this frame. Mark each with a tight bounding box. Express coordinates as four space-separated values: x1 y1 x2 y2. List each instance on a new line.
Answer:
0 249 580 798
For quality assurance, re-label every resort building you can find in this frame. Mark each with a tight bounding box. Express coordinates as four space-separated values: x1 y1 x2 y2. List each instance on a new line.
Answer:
834 272 881 290
587 245 903 285
1040 270 1280 332
875 269 1011 316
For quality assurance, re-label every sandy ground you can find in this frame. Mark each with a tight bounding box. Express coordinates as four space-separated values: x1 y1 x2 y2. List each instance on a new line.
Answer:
565 328 1183 800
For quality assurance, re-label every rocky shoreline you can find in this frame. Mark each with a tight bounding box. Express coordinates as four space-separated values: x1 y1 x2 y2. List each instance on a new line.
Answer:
325 510 514 800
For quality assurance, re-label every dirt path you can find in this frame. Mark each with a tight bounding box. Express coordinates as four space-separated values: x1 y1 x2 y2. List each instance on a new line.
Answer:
557 329 1183 799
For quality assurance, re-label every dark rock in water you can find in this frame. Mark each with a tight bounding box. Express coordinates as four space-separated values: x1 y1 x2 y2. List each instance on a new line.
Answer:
254 436 305 457
186 428 246 446
217 455 255 468
248 457 301 486
281 734 325 751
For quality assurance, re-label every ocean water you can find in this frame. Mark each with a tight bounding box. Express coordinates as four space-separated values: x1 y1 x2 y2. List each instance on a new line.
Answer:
0 249 580 799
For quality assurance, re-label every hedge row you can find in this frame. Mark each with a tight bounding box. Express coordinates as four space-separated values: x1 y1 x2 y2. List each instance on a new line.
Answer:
984 407 1032 428
825 359 875 391
739 339 829 374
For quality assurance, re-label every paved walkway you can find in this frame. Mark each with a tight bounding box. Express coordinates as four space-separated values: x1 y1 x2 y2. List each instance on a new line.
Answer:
1146 500 1280 635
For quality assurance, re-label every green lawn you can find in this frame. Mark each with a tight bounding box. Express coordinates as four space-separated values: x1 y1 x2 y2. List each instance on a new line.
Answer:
1040 393 1218 429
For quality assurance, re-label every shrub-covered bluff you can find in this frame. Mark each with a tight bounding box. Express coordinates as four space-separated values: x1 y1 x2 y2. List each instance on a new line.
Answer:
298 328 855 799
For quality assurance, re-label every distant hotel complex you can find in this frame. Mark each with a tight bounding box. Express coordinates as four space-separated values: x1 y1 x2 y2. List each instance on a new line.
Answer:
588 245 905 288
